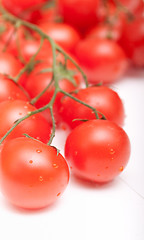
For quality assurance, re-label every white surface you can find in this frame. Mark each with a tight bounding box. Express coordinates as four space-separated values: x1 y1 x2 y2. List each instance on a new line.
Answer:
0 68 144 240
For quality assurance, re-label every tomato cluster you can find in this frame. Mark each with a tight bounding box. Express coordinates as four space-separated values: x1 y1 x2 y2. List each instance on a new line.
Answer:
0 0 142 210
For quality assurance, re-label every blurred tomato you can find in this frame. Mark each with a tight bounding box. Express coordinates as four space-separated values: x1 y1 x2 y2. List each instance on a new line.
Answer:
75 39 128 84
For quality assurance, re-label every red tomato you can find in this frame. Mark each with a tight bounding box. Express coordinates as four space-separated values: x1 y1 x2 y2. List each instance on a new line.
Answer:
120 17 144 67
58 86 125 128
18 39 52 62
0 74 29 103
0 137 69 209
75 39 128 84
2 0 46 23
2 0 47 11
0 100 51 144
57 0 100 33
25 63 80 125
37 6 58 24
0 52 23 77
65 120 131 182
38 22 81 53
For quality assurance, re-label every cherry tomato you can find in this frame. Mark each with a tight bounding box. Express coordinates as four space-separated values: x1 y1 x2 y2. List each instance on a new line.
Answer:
2 0 47 12
18 39 52 62
65 120 131 182
0 52 23 77
0 137 69 209
38 22 81 53
75 39 128 84
0 74 29 103
0 100 51 144
57 0 100 33
25 62 80 125
58 86 125 129
120 17 144 67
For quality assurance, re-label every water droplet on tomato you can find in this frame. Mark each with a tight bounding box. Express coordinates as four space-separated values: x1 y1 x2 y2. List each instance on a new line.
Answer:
29 160 33 164
24 105 28 109
39 176 43 182
110 148 115 154
36 149 42 153
53 163 59 168
57 192 61 197
119 166 124 172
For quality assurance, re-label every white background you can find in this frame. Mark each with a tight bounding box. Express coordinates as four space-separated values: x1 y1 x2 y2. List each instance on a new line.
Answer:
0 68 144 240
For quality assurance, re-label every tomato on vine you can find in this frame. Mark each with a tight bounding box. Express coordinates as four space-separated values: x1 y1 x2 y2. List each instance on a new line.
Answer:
65 120 131 182
25 61 81 124
57 0 100 33
75 38 128 84
0 74 29 103
38 22 81 54
0 100 51 144
58 86 125 129
0 137 69 209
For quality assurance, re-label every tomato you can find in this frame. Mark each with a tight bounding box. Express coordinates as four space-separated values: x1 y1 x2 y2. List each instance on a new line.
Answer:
86 24 121 41
25 62 80 125
37 6 58 25
65 120 131 182
58 86 125 129
0 100 51 144
38 22 81 53
2 0 47 12
0 74 29 103
57 0 100 33
0 137 69 209
120 17 144 67
0 52 23 77
75 39 128 84
17 39 52 62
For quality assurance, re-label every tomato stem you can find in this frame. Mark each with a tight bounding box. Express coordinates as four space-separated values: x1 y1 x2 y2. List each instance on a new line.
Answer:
0 3 106 146
14 37 44 83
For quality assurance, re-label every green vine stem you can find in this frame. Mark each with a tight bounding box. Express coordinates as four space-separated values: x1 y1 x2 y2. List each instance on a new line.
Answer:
0 3 88 87
14 37 44 82
0 3 106 146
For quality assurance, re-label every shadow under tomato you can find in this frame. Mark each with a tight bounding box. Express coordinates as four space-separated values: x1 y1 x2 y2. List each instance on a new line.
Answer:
1 197 62 215
70 174 119 190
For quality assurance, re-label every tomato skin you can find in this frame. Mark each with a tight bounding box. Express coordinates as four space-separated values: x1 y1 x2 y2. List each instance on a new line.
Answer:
65 120 131 182
0 137 69 209
0 100 51 144
38 22 81 53
0 74 29 103
57 0 100 33
120 17 144 67
0 52 22 77
58 86 125 129
2 0 47 11
25 66 80 125
75 39 128 84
